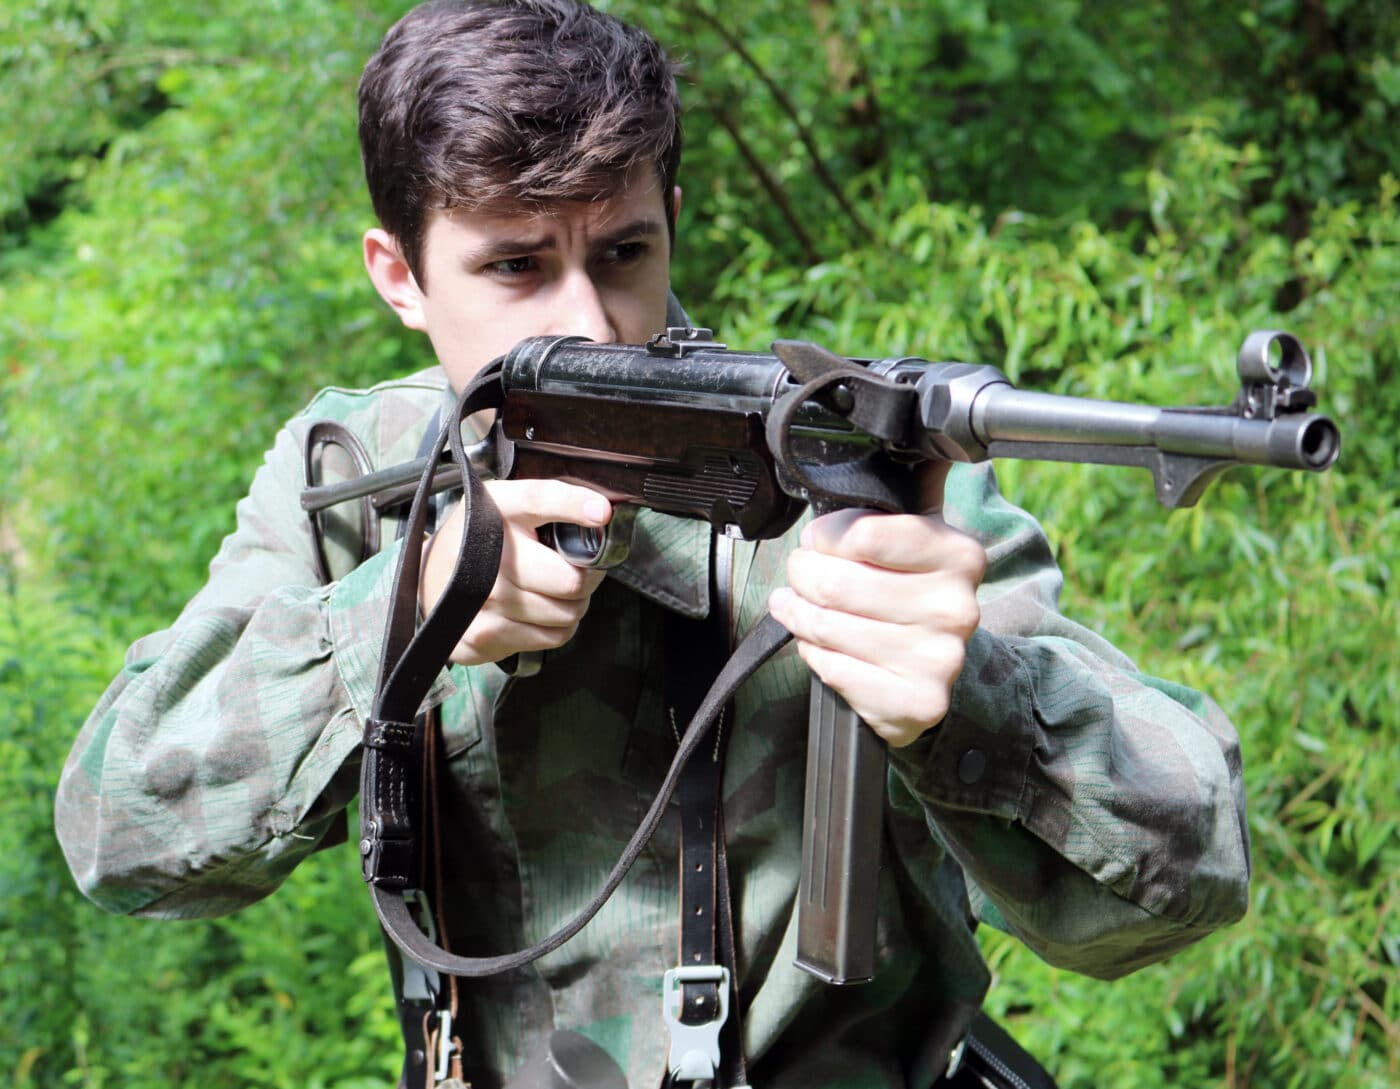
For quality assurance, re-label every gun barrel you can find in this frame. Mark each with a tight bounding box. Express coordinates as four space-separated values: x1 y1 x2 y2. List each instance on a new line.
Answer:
971 387 1340 472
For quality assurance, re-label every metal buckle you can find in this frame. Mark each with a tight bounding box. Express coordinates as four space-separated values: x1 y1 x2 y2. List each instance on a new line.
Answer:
662 965 730 1084
435 1008 457 1082
946 1031 969 1079
400 889 441 1003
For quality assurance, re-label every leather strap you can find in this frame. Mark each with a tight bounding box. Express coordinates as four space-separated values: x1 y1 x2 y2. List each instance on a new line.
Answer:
371 614 793 977
361 361 795 976
767 340 920 513
360 366 504 902
667 533 748 1087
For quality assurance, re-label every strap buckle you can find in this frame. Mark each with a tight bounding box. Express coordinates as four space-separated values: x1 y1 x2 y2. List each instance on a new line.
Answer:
434 1009 457 1083
946 1031 969 1079
662 965 730 1084
399 889 442 1003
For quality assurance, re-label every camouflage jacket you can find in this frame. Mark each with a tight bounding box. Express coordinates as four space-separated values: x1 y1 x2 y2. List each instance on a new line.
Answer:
56 362 1251 1088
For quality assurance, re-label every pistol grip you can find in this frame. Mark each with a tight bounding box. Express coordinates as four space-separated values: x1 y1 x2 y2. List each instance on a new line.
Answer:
794 677 886 984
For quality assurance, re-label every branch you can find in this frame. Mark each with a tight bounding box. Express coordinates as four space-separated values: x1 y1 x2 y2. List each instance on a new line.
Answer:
696 95 821 267
680 0 871 238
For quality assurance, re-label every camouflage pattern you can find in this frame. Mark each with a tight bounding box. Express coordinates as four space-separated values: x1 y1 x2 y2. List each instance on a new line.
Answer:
56 360 1251 1088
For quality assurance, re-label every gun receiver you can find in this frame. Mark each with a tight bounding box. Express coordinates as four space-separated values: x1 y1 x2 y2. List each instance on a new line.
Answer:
302 327 1339 984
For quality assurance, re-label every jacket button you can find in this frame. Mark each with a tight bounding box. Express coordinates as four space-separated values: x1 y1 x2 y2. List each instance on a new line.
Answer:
957 749 987 784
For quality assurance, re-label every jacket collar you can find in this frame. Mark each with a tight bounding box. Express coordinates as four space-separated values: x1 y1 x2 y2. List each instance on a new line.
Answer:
610 510 711 619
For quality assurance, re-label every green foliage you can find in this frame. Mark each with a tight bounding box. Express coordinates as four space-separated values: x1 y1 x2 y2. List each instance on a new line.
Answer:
0 574 399 1087
615 0 1399 302
0 0 163 251
3 0 425 627
692 134 1398 1089
3 0 1397 1086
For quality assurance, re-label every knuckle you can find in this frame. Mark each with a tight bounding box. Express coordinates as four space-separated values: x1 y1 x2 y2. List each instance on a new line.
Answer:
791 636 822 678
914 690 951 738
786 553 830 608
552 564 592 601
795 639 839 686
806 570 842 609
495 478 570 519
520 620 580 653
807 604 840 649
844 514 888 559
546 620 583 648
914 631 966 681
943 634 969 679
483 476 527 510
557 595 591 626
949 595 981 636
949 534 988 579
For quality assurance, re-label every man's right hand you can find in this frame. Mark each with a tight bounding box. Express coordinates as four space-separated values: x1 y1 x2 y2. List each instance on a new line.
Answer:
418 480 613 665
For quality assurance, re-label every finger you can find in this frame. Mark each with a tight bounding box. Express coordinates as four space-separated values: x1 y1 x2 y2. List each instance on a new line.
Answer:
486 478 612 531
789 641 950 748
424 507 600 611
484 582 594 630
800 509 986 576
502 533 606 601
453 613 589 665
768 585 972 679
784 548 984 629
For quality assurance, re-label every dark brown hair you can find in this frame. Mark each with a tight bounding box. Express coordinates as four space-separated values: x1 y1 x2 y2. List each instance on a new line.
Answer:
358 0 682 281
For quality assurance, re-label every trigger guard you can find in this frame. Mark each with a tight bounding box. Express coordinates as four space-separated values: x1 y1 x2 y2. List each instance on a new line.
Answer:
548 505 637 569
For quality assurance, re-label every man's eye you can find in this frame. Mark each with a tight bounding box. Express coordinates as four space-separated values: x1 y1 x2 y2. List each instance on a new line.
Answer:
604 241 648 264
486 256 537 276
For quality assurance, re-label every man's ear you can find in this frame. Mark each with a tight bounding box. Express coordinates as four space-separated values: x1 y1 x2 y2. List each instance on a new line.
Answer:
363 228 427 331
671 185 683 232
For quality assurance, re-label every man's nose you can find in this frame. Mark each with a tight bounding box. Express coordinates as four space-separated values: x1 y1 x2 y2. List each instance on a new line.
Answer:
553 271 618 344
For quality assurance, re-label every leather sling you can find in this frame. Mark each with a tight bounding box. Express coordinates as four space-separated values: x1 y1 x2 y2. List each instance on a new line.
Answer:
359 360 792 987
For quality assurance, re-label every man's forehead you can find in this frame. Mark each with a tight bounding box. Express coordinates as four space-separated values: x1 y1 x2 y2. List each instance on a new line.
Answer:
432 165 666 236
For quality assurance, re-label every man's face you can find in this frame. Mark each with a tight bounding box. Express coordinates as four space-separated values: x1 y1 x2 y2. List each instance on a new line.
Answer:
366 167 673 392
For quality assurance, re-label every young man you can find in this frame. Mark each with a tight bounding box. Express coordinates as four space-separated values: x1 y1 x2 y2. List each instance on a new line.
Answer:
56 2 1251 1087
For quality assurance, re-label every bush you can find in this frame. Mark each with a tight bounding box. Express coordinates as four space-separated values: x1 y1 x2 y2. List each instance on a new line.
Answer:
3 2 1395 1086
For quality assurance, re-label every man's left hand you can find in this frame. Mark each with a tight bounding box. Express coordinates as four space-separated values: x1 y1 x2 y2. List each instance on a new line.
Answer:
767 483 986 748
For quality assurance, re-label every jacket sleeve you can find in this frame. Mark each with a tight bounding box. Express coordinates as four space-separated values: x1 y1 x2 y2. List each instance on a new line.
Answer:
887 463 1251 979
53 403 452 919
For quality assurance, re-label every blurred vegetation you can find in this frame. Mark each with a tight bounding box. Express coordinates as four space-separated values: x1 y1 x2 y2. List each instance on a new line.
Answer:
1 0 1396 1086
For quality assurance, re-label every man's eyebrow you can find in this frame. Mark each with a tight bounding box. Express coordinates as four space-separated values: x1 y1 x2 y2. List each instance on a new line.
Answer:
459 233 557 268
457 217 663 268
592 217 665 250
